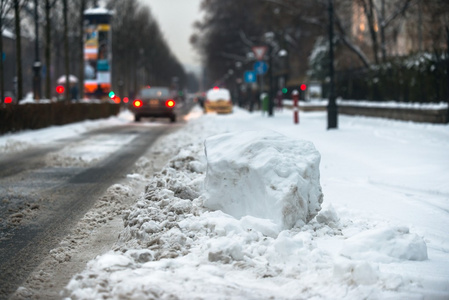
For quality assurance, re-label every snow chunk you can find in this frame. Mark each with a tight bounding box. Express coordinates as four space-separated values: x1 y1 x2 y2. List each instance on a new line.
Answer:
92 252 132 271
316 204 340 226
203 131 323 231
240 216 280 238
333 259 379 285
340 226 428 262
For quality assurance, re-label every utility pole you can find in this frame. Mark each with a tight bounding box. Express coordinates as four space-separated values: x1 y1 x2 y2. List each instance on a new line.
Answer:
327 0 338 129
33 0 42 100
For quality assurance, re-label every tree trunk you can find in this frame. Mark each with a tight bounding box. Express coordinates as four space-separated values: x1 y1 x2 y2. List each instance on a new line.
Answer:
0 17 4 103
78 0 85 100
63 0 70 102
365 0 379 64
446 26 449 123
380 0 387 62
45 0 51 99
14 0 23 102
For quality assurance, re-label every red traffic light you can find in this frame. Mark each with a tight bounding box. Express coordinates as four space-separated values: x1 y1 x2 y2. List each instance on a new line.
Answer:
4 96 12 104
56 85 65 94
300 84 307 91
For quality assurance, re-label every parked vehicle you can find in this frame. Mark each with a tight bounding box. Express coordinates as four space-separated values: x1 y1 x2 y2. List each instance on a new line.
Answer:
204 87 233 114
129 86 176 122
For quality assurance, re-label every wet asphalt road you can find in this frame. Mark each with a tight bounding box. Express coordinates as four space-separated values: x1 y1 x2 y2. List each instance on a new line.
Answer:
0 104 192 299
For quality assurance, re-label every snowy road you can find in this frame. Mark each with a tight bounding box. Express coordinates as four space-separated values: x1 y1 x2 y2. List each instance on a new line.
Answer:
0 106 191 298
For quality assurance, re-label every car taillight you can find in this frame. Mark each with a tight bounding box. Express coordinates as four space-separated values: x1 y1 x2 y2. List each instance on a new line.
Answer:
165 99 175 108
133 99 142 107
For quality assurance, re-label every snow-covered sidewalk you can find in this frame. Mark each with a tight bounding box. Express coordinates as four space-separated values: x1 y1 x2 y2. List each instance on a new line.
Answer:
15 106 449 299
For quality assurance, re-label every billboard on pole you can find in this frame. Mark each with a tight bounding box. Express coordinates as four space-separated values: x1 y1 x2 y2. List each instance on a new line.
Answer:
84 8 112 99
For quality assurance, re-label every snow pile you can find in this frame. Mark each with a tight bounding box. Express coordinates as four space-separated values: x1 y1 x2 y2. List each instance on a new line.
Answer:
64 113 433 299
203 130 323 231
340 226 428 263
0 139 33 153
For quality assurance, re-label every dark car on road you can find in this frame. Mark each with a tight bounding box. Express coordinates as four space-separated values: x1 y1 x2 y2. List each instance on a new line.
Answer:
129 86 176 122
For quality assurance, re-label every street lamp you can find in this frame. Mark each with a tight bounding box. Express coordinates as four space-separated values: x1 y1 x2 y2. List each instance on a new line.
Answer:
264 32 275 117
327 0 338 129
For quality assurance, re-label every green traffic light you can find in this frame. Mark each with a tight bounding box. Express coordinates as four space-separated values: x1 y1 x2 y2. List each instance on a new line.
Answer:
282 88 288 94
109 91 115 98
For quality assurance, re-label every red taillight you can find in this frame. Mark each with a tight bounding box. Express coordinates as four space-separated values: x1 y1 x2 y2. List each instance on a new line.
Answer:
165 99 175 108
133 99 142 107
4 96 12 104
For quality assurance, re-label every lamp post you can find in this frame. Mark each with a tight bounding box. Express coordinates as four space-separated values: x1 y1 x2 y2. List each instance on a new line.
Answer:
446 26 449 123
327 0 338 129
33 0 42 100
264 32 275 116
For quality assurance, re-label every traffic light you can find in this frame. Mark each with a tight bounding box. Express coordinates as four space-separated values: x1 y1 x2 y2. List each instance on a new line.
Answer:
108 91 116 99
4 96 12 103
300 84 307 91
56 85 65 94
282 88 288 94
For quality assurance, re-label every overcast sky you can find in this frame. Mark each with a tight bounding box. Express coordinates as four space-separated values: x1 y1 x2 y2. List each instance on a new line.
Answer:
140 0 203 74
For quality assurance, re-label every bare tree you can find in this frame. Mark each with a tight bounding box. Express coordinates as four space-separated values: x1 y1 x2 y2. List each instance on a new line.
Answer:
62 0 69 102
107 0 186 96
13 0 24 102
0 0 13 103
44 0 57 99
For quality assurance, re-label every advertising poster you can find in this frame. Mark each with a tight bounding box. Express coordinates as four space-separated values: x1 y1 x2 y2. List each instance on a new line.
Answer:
84 8 112 99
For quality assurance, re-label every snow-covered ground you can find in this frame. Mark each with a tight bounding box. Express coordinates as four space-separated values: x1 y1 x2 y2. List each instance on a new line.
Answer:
3 105 449 299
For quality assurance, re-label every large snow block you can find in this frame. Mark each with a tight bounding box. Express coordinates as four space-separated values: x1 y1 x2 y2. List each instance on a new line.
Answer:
203 131 323 230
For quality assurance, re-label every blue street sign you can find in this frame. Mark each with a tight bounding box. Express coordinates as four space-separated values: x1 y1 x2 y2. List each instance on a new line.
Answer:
254 61 268 75
244 71 256 83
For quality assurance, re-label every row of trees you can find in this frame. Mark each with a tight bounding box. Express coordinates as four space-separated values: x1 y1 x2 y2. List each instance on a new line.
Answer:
107 0 189 99
191 0 449 102
0 0 188 104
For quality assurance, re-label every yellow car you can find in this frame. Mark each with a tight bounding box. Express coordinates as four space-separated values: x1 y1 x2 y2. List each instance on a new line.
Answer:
204 87 233 114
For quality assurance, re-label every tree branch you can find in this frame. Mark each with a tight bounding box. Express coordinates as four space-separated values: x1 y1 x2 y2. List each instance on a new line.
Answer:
334 11 371 68
384 0 414 28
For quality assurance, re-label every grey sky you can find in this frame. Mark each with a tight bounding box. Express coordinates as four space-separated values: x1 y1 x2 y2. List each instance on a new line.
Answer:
140 0 203 73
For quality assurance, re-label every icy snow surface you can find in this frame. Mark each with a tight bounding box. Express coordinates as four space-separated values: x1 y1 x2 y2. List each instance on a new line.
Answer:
203 130 323 230
61 106 449 299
